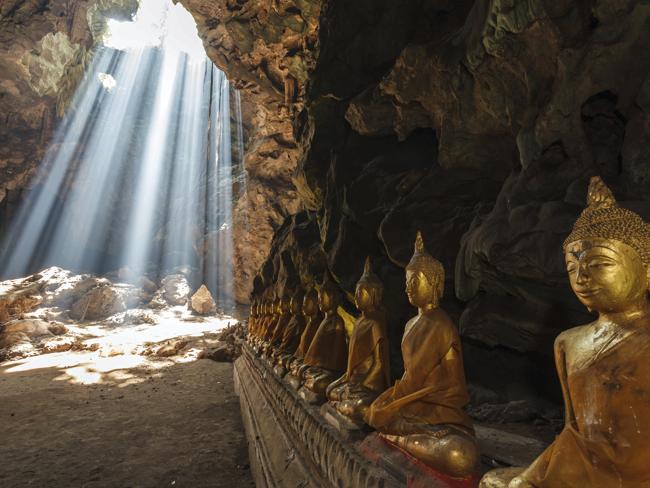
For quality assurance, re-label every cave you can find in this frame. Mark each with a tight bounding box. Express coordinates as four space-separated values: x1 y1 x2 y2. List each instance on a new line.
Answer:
1 0 650 487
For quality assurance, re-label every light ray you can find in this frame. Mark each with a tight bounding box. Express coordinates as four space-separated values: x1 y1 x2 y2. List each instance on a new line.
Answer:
1 0 245 310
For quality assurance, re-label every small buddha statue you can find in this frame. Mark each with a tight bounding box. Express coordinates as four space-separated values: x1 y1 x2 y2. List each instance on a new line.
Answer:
269 295 292 349
286 288 322 388
326 257 391 422
298 274 348 401
366 231 479 478
255 299 275 354
264 297 282 341
274 288 306 368
482 177 650 488
247 299 259 342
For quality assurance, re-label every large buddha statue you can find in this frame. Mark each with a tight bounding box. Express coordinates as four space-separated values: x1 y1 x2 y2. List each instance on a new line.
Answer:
326 257 391 422
365 231 479 478
286 288 322 388
481 177 650 488
298 274 348 401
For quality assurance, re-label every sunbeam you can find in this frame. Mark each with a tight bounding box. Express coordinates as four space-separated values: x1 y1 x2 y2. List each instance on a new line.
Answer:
0 0 245 310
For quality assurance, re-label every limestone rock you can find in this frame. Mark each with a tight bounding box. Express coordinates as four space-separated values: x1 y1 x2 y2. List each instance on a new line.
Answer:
199 341 238 362
69 284 127 320
153 274 191 307
190 285 216 315
0 318 66 349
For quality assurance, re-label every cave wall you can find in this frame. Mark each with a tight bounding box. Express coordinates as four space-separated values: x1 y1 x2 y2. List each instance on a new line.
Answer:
186 0 650 402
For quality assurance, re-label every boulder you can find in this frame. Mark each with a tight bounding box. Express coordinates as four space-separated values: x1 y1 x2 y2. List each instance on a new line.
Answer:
159 274 191 306
69 285 127 320
190 285 216 315
0 319 67 349
199 341 239 362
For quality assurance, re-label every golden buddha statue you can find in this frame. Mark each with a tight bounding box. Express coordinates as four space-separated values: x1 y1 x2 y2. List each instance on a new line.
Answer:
298 274 348 401
274 288 306 367
326 257 391 422
261 297 281 346
269 295 291 348
481 177 650 488
256 299 276 354
286 288 322 387
366 231 479 478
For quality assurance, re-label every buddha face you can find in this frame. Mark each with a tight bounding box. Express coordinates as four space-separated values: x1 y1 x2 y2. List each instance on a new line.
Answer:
565 238 649 314
318 287 337 313
355 283 379 312
406 269 438 308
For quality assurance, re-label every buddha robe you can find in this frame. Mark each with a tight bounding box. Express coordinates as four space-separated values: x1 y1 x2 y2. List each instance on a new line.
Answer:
269 313 290 346
302 316 348 372
278 313 306 354
367 308 472 432
342 312 390 393
520 327 650 488
293 314 322 360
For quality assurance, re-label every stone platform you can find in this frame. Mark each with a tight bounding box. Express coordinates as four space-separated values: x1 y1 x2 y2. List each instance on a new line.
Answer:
233 343 483 488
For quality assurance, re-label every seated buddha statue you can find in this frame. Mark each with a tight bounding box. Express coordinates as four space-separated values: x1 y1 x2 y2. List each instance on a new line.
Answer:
261 297 281 352
250 299 264 352
298 275 349 401
273 288 306 367
481 177 650 488
366 231 479 479
269 295 292 349
255 298 277 354
247 299 259 342
326 257 391 423
286 288 322 388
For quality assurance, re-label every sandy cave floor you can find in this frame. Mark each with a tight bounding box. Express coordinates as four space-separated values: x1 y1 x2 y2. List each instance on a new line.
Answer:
0 343 254 487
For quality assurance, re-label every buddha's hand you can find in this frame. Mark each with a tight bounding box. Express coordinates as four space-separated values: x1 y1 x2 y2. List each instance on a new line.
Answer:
508 476 535 488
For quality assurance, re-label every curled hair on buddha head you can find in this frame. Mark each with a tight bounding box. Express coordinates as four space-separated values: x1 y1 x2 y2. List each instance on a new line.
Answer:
406 231 445 297
357 257 384 304
563 176 650 266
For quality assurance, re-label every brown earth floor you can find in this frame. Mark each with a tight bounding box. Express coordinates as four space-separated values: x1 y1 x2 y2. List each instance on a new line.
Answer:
0 353 254 488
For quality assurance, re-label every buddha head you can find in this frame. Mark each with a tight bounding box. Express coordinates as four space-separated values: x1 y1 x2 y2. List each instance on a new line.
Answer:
303 288 319 317
355 257 384 313
405 231 445 309
564 177 650 314
290 288 304 315
318 273 339 314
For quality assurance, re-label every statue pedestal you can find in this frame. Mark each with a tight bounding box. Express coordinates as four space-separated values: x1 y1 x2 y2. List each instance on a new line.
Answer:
358 433 480 488
297 386 325 405
320 402 369 441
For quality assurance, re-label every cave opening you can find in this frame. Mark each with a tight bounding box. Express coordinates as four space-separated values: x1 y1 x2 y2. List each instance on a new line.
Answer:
0 0 245 311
